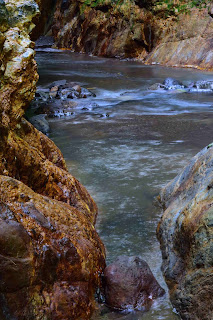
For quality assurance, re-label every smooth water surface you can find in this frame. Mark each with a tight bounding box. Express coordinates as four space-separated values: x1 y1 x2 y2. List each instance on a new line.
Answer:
36 50 213 320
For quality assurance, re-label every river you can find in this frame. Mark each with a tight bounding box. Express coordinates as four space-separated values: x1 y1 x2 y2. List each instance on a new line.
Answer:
35 49 213 320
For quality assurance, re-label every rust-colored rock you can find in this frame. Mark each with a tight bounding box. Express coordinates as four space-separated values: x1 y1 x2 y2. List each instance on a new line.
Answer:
104 255 165 311
52 0 156 59
157 145 213 320
0 175 105 320
51 0 213 70
0 1 106 319
145 8 213 71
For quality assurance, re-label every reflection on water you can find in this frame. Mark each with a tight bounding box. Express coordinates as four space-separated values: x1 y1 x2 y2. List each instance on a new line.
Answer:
36 50 213 320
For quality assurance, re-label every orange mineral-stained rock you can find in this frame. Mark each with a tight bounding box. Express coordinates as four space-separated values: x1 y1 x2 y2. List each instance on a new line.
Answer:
0 175 105 320
0 1 106 319
52 0 213 71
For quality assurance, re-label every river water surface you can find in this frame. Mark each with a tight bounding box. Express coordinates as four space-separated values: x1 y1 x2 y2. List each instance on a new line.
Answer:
36 50 213 320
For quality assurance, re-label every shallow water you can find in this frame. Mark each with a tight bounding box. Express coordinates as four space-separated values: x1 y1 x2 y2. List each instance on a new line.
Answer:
36 50 213 320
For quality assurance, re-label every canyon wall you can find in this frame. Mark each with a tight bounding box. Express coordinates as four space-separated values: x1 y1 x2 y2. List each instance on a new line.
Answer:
51 0 213 70
0 1 105 319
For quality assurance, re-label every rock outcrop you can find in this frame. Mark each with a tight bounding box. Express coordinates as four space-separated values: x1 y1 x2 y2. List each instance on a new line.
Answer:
0 1 105 319
51 0 213 70
157 145 213 320
103 255 165 312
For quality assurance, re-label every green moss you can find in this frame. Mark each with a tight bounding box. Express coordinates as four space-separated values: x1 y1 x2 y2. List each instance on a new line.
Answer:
0 0 9 32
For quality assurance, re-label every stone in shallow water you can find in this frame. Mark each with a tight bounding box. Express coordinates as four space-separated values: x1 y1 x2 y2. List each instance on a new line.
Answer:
29 114 49 133
103 255 165 312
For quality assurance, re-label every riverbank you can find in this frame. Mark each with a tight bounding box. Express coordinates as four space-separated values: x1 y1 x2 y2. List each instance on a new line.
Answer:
45 0 213 71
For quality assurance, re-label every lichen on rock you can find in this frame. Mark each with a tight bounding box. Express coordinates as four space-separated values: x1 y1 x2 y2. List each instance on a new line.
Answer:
0 1 105 319
157 145 213 320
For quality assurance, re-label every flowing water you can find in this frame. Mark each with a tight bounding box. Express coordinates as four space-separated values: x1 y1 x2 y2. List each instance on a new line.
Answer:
36 50 213 320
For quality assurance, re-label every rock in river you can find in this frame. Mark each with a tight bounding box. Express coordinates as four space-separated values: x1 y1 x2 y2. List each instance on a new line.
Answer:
103 255 165 312
0 0 106 319
0 175 105 320
157 145 213 320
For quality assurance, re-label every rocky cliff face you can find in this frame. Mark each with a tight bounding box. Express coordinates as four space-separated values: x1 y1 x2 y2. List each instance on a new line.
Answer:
51 0 213 70
0 1 105 319
157 145 213 320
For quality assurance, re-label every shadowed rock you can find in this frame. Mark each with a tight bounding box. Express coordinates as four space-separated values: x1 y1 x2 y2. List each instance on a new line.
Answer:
157 144 213 320
103 255 165 312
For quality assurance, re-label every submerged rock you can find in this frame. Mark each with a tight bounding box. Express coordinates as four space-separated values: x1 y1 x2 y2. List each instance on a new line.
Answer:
29 114 50 133
157 145 213 320
103 255 165 312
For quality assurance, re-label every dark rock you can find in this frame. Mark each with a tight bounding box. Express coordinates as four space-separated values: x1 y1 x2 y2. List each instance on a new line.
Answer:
0 0 9 32
35 36 54 48
36 100 77 117
103 255 165 311
29 114 49 134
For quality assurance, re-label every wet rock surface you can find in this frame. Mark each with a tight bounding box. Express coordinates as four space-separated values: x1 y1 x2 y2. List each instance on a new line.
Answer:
29 113 50 133
103 255 165 312
149 78 213 93
0 1 106 319
157 145 213 320
0 175 105 320
51 0 213 70
28 80 97 118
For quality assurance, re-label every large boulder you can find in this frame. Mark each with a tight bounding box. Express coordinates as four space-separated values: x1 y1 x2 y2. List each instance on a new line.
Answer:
0 175 105 320
103 255 165 311
0 1 106 319
157 145 213 320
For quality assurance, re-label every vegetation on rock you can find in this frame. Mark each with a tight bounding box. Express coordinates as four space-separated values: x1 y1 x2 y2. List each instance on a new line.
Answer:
0 1 106 319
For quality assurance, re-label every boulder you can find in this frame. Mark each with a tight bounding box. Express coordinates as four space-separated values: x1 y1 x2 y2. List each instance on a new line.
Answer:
0 175 105 320
157 144 213 320
0 1 106 319
103 255 165 311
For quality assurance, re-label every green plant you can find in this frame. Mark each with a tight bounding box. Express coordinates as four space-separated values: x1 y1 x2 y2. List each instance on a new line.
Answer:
80 0 211 15
156 0 210 14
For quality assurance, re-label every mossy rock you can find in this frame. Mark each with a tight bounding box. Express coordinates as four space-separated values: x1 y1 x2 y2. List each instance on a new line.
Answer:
0 0 9 32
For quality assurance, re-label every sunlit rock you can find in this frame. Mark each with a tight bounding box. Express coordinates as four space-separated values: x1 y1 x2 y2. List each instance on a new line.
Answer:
0 1 106 318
